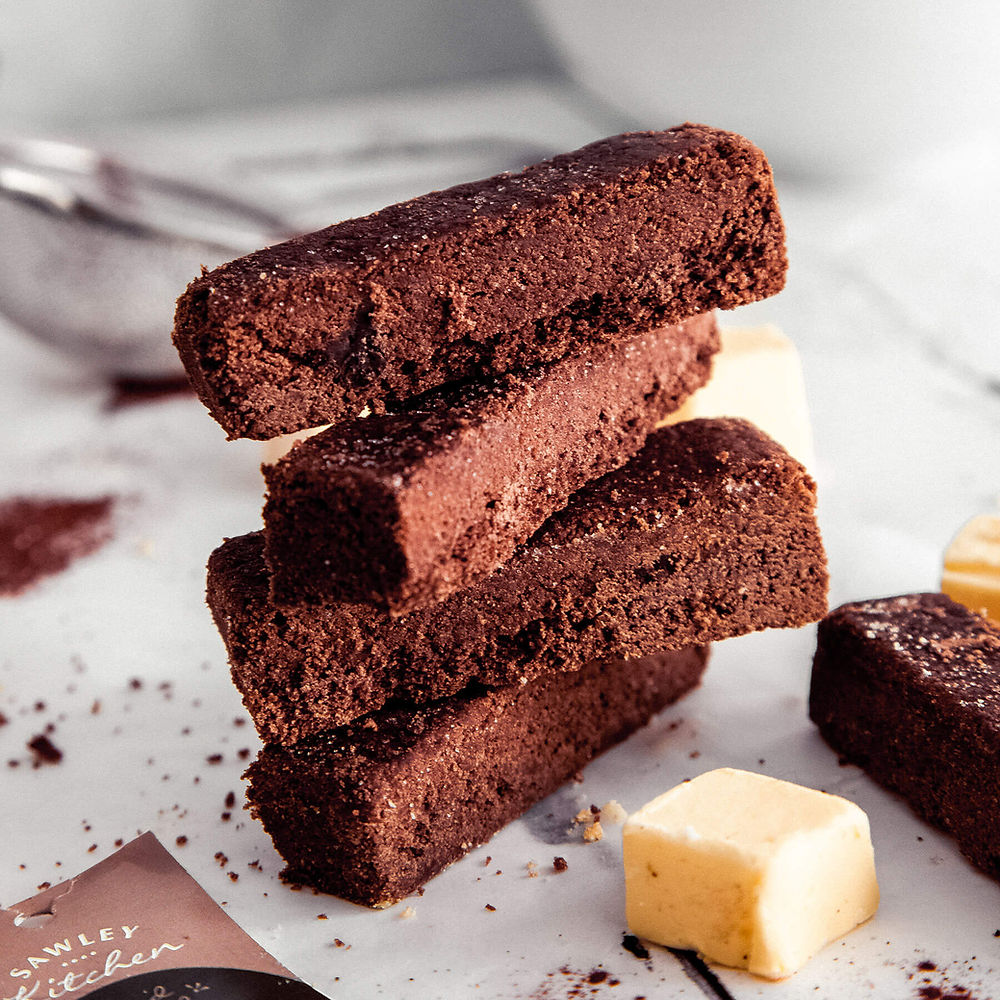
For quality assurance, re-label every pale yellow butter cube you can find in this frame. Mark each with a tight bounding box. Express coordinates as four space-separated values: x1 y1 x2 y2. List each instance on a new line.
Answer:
623 768 878 980
659 324 814 467
260 424 331 465
942 512 1000 623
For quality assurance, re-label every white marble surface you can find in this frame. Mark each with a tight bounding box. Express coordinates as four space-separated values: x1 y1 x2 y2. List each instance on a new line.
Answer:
2 81 1000 999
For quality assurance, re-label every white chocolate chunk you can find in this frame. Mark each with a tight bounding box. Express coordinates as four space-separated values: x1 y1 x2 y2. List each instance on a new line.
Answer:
623 768 878 980
659 324 814 467
942 512 1000 622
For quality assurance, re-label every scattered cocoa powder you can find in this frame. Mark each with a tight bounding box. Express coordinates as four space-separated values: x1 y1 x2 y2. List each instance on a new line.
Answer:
0 497 114 596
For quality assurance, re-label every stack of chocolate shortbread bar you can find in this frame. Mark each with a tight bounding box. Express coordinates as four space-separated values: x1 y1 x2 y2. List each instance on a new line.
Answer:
173 125 828 907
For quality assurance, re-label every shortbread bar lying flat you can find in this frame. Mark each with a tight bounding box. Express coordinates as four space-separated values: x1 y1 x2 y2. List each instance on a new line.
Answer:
173 126 786 439
810 593 1000 880
263 312 719 613
245 645 709 907
209 419 827 744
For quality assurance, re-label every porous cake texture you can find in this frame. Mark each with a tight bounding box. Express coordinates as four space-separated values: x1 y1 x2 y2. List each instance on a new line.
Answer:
810 593 1000 880
209 419 828 744
246 646 709 906
174 126 786 439
262 313 719 613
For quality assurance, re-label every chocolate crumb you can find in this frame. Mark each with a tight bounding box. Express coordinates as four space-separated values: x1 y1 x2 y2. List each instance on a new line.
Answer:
175 835 188 846
36 882 51 891
553 856 568 872
317 913 328 920
28 734 63 764
622 934 650 960
237 748 251 760
87 844 97 853
484 903 496 912
34 701 45 712
215 852 228 867
0 712 7 726
207 753 223 764
221 811 232 822
224 790 237 808
128 678 143 691
228 871 239 882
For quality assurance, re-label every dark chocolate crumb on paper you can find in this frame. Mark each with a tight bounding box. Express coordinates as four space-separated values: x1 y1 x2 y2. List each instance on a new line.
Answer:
622 934 650 960
28 733 63 764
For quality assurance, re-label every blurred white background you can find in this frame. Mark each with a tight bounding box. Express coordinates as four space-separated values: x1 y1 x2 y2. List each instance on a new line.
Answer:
3 0 998 178
0 1 560 127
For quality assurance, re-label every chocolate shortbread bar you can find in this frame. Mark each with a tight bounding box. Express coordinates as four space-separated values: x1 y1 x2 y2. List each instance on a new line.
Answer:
246 645 709 907
810 593 1000 880
209 419 827 744
174 126 786 439
263 312 719 613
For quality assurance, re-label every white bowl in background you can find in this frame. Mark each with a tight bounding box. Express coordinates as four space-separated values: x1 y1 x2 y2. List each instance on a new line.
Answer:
532 0 1000 180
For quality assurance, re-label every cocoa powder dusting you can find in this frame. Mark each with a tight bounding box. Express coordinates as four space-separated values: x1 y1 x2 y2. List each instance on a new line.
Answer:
910 959 990 1000
0 496 114 596
528 965 621 999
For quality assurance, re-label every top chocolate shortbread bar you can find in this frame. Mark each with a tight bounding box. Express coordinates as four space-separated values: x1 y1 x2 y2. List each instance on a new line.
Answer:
173 125 787 440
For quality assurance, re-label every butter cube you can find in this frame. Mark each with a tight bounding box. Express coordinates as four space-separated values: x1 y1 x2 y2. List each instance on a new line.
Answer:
659 324 814 467
623 768 878 980
942 512 1000 622
260 425 329 465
